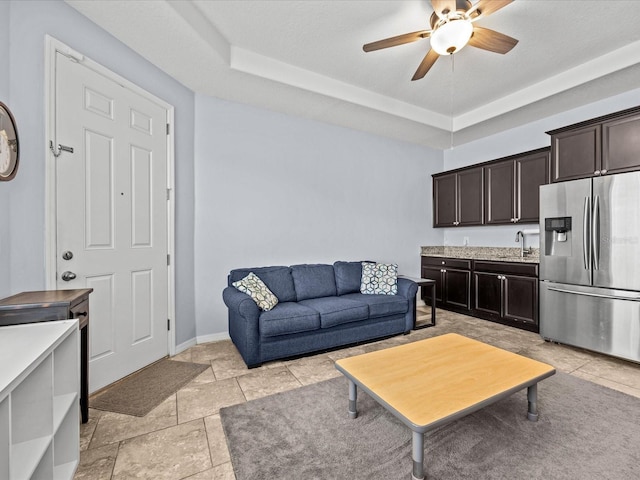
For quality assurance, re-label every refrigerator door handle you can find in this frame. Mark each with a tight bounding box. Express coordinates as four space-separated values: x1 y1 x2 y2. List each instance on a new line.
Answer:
583 196 590 270
547 286 640 302
592 195 600 270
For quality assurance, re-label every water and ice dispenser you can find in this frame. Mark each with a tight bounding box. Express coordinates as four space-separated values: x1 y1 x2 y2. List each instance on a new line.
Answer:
544 217 572 256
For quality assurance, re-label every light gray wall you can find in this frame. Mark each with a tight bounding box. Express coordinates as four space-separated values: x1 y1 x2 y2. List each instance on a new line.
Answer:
0 1 10 297
4 0 196 345
194 94 442 337
441 88 640 250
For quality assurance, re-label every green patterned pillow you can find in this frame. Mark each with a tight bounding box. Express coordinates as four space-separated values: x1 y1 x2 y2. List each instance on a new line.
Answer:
232 272 279 311
360 262 398 295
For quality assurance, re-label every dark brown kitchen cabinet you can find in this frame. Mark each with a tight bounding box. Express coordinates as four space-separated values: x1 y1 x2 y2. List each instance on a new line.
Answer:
472 261 538 332
516 149 551 223
421 257 471 312
483 148 550 225
549 105 640 182
433 168 483 227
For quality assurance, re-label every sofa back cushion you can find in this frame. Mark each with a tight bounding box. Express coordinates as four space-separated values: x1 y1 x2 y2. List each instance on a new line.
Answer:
291 264 337 301
333 261 364 296
228 266 296 303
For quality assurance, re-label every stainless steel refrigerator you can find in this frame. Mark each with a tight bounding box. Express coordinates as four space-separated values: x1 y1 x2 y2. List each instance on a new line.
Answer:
539 171 640 363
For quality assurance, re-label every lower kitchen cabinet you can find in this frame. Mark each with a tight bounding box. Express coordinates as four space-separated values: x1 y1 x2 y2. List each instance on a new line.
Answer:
421 257 471 312
421 256 539 332
473 261 539 332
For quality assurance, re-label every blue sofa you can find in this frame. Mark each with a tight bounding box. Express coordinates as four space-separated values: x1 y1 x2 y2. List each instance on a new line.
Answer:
222 261 418 367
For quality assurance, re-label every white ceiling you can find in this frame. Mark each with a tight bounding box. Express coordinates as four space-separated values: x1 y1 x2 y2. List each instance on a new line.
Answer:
66 0 640 149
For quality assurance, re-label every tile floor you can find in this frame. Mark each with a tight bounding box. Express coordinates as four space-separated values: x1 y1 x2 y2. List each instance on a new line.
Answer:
75 307 640 479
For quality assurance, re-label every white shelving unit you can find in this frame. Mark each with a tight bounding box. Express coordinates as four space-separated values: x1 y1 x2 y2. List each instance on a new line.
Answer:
0 319 79 479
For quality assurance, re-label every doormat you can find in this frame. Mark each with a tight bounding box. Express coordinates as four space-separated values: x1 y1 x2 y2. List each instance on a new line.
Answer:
90 358 209 417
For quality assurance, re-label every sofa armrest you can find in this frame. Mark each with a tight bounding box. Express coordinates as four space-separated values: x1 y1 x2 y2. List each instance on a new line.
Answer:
223 286 262 367
397 277 418 299
223 286 260 320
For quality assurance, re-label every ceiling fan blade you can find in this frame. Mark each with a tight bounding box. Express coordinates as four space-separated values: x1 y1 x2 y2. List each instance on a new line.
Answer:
363 30 431 52
412 49 440 81
468 0 513 21
468 26 518 54
431 0 458 18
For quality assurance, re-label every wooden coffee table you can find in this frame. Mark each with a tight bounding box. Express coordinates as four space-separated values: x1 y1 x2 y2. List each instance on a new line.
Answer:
335 333 555 480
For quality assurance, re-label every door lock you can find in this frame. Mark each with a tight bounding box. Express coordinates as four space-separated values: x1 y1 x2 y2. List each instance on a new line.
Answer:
62 251 74 260
61 271 77 281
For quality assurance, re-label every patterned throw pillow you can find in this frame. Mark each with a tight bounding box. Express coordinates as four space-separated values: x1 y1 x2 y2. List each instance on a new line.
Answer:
360 262 398 295
232 272 279 311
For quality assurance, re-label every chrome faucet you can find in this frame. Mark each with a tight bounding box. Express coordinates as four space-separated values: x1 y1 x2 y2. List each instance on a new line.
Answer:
515 230 528 258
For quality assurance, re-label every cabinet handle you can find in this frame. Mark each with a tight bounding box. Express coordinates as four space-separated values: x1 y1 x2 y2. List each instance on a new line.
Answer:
594 170 600 175
74 311 88 318
601 169 607 174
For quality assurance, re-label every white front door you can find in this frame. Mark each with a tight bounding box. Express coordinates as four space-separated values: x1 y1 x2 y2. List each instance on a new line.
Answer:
54 51 170 392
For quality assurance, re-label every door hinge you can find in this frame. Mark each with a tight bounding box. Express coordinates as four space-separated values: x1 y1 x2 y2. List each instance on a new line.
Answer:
166 123 170 135
167 254 170 266
167 318 171 331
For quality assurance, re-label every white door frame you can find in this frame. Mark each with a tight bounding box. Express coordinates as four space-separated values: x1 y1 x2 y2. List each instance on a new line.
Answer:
44 35 176 356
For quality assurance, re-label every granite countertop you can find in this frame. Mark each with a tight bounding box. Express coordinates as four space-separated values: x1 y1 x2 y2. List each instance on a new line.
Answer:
421 246 540 264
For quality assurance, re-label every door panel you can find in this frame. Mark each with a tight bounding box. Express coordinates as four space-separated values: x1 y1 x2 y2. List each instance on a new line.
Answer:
539 179 592 286
55 53 169 392
503 275 537 324
433 174 457 227
592 172 640 290
484 161 514 225
517 150 550 223
444 269 470 309
473 272 501 316
457 168 484 226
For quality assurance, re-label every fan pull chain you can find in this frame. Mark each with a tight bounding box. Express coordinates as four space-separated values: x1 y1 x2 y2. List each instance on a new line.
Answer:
450 54 455 150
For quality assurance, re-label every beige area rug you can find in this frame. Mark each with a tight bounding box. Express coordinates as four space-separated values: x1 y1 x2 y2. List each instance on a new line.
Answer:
90 358 210 417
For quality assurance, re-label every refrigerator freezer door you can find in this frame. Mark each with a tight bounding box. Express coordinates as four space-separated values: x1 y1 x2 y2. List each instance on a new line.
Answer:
592 171 640 291
539 178 592 286
540 281 640 363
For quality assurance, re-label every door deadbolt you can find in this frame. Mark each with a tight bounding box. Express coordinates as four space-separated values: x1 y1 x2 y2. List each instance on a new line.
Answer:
61 271 77 281
62 251 74 260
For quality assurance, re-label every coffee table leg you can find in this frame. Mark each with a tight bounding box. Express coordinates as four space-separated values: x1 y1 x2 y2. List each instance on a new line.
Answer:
527 383 538 421
412 430 425 480
348 380 358 419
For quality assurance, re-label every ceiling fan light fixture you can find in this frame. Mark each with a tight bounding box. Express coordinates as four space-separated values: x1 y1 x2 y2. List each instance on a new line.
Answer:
430 19 473 55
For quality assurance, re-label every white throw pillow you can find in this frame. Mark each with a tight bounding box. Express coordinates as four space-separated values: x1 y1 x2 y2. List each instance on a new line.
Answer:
232 272 279 311
360 262 398 295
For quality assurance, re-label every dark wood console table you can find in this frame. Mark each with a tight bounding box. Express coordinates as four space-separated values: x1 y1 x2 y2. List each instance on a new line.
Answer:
0 289 93 423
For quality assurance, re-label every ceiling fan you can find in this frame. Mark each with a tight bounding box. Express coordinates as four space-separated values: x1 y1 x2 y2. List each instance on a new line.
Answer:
363 0 518 81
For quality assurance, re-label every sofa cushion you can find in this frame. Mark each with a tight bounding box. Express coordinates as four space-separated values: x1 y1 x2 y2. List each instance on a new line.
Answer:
360 262 398 295
342 293 408 318
259 302 320 338
229 266 296 302
299 297 369 329
333 261 364 296
291 264 337 301
232 272 279 311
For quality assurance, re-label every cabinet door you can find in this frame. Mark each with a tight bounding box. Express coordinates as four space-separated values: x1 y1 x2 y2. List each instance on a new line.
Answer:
473 272 502 316
457 167 484 226
433 173 457 227
443 268 471 310
516 150 550 223
503 275 538 325
484 160 515 225
420 266 443 304
551 124 601 182
602 112 640 175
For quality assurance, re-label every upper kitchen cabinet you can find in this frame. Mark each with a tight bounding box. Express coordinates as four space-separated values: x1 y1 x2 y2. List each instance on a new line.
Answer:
548 105 640 182
484 148 550 225
433 167 483 227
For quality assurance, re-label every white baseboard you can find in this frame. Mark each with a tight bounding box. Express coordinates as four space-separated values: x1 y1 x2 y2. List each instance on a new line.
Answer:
174 338 197 355
196 331 231 345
